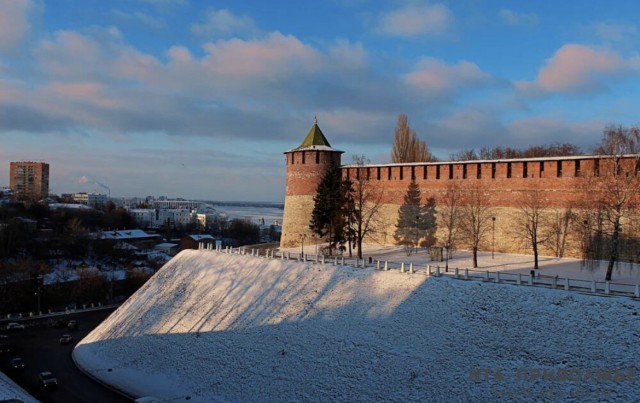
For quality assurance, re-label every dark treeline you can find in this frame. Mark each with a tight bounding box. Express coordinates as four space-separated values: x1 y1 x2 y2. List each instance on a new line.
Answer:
450 143 582 161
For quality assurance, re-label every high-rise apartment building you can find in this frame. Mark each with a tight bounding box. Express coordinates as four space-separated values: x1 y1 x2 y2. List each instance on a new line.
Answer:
9 161 50 200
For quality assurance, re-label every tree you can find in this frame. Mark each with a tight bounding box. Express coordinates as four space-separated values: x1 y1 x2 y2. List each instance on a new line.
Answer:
583 125 640 281
511 188 555 270
421 196 437 247
394 181 429 255
309 165 347 255
348 155 385 259
458 183 494 268
440 180 461 261
391 113 434 163
548 208 574 259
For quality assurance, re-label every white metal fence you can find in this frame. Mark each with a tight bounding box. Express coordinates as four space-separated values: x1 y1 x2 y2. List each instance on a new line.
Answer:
200 242 640 299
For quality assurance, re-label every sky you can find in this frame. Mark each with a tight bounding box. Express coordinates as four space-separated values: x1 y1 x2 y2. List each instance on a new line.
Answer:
1 0 639 202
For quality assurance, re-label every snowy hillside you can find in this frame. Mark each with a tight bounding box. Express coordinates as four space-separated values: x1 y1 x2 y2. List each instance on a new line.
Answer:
74 250 639 402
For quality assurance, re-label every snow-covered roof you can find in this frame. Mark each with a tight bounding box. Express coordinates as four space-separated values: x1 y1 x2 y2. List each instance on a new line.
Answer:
74 250 640 402
187 234 215 241
48 203 92 209
155 243 178 248
101 229 161 240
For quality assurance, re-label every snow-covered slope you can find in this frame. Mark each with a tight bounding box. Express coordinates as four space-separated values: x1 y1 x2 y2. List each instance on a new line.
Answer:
74 250 639 402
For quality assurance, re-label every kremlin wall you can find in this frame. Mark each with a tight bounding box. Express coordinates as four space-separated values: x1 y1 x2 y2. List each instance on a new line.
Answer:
280 121 637 259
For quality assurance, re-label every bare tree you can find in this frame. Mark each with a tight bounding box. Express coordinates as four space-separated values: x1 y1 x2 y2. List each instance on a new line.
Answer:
439 180 461 261
584 125 640 281
458 183 494 268
391 113 434 163
349 155 385 259
547 208 574 259
511 188 555 270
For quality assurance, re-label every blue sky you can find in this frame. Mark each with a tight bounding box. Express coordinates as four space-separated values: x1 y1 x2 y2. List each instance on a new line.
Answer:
1 0 639 201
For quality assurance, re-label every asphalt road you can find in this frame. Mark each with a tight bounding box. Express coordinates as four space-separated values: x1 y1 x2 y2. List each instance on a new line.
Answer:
0 309 132 403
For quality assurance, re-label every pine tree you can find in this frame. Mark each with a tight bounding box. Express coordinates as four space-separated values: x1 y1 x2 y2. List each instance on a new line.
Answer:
421 196 437 247
309 165 347 255
394 180 423 255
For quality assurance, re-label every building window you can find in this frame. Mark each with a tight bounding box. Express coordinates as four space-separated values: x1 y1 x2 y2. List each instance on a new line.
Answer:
557 161 563 177
388 167 392 180
356 167 360 181
575 159 581 177
301 152 306 164
449 165 454 180
377 167 381 180
491 163 496 179
291 153 295 164
411 166 416 180
423 166 428 180
316 151 320 164
436 165 441 180
507 162 512 178
477 163 482 179
463 164 468 179
540 161 545 173
523 162 528 178
594 159 599 176
399 167 404 180
367 168 371 180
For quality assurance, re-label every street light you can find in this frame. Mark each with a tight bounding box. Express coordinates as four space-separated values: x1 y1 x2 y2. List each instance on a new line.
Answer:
445 241 450 272
492 217 496 259
300 233 306 257
415 215 420 254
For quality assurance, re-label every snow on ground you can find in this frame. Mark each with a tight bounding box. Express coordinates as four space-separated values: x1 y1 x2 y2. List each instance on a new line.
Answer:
74 250 639 402
286 243 640 285
0 371 38 402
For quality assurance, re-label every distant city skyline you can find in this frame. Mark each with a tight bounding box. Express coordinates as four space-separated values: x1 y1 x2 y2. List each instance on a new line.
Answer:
1 1 640 201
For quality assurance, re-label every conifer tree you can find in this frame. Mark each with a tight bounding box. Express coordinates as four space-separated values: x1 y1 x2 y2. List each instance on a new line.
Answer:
421 196 438 247
394 180 426 255
309 165 347 255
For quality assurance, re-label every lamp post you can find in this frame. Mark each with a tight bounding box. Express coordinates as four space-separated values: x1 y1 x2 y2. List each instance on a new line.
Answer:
300 233 306 257
445 241 450 272
492 217 496 259
415 215 420 254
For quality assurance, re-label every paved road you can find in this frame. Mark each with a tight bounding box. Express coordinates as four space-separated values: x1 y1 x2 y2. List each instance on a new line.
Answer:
0 309 132 403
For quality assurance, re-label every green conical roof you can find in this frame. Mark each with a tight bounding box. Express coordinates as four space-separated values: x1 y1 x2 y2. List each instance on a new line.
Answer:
297 117 332 149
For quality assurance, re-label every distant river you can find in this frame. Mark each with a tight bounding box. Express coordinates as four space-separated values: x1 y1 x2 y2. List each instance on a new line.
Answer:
215 204 284 225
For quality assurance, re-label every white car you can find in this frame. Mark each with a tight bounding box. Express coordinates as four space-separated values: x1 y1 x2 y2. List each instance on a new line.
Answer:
39 371 58 388
6 323 25 331
59 334 73 345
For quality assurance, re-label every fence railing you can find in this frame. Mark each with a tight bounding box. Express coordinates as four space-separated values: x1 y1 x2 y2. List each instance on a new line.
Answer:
199 243 640 299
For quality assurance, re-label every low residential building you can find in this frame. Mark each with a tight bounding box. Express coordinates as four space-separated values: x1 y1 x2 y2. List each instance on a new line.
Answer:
72 192 108 208
180 234 215 250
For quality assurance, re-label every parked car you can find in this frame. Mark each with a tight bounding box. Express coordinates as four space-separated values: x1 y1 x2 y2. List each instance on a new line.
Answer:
10 357 25 370
39 371 58 388
67 320 78 330
59 334 73 345
6 322 25 331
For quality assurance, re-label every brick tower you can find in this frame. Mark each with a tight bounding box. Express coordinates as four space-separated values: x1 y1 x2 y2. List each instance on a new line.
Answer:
280 118 343 249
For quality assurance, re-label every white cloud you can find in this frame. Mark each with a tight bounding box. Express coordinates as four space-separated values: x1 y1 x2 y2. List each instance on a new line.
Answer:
593 22 637 42
191 8 260 38
405 58 494 96
516 44 640 95
0 0 41 52
499 9 538 27
376 3 452 37
111 10 166 30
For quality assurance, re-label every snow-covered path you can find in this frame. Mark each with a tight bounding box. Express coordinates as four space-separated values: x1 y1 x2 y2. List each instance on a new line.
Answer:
74 250 639 402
